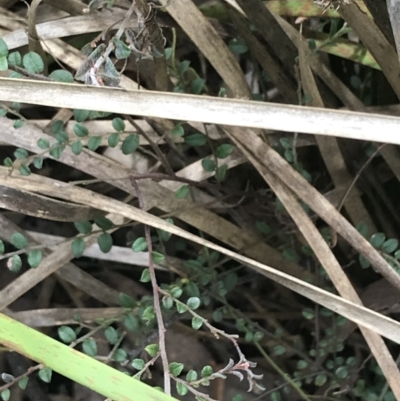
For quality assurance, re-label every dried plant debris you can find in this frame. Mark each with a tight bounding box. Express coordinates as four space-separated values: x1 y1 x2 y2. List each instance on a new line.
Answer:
314 0 351 11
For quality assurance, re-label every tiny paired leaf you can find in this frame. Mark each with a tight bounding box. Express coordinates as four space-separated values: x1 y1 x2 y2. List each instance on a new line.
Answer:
176 382 188 396
58 326 77 343
49 70 74 83
113 348 127 362
98 232 113 253
145 344 159 357
175 185 189 199
82 338 97 356
169 362 184 377
11 232 28 249
74 221 92 234
73 123 89 137
27 249 42 268
71 238 85 258
215 144 233 159
185 133 207 147
132 359 145 370
152 251 165 263
215 164 227 182
132 237 147 252
88 136 102 151
121 134 139 155
18 377 29 390
104 326 119 344
38 367 52 383
118 293 136 308
187 297 200 310
192 317 203 330
140 268 151 283
0 389 10 401
370 232 386 248
19 164 31 176
7 255 22 273
37 138 50 149
124 314 139 331
74 109 90 123
201 365 213 377
171 124 184 137
108 133 120 147
72 140 83 155
14 148 28 160
201 158 216 172
94 217 114 230
23 52 44 73
162 296 173 309
112 117 125 132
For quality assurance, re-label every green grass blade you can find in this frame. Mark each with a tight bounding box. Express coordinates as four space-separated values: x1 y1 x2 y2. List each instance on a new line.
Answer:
0 313 176 401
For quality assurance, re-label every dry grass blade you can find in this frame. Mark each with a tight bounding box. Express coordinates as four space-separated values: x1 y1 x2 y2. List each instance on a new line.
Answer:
3 79 400 144
2 169 400 345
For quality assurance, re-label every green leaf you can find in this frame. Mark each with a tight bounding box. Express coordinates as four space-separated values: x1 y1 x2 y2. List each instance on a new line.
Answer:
270 391 281 401
73 123 89 137
113 348 127 362
55 130 69 143
201 365 213 377
7 255 22 273
178 60 190 75
3 157 12 167
88 136 102 151
335 366 348 379
58 326 77 343
121 134 139 155
0 240 4 254
124 314 139 331
187 297 200 310
13 119 23 129
74 221 92 234
18 377 29 390
395 250 400 260
382 239 398 253
0 108 6 117
7 51 22 67
30 157 41 169
175 185 189 199
315 374 327 386
38 367 52 383
215 144 233 159
215 164 227 182
279 138 291 149
104 326 119 344
157 218 173 242
145 344 159 357
370 232 386 248
186 370 197 382
302 308 314 320
71 238 85 258
19 164 31 176
273 345 286 356
297 360 308 370
284 149 294 163
141 306 155 322
359 254 371 268
51 120 64 134
176 382 188 396
112 117 125 131
94 217 113 230
152 251 165 263
169 362 184 377
23 52 44 73
132 237 147 252
176 303 187 313
283 248 298 262
256 221 271 235
132 358 145 370
201 157 216 172
0 56 7 71
14 148 28 159
82 338 97 356
113 38 131 59
162 296 173 309
192 317 203 330
11 232 28 249
118 293 136 308
140 268 151 283
1 389 10 401
212 309 222 322
74 109 90 123
191 77 205 94
356 221 368 238
37 138 50 149
71 140 83 155
108 133 120 147
185 133 207 147
170 287 183 298
98 232 113 253
49 70 74 83
27 249 42 268
229 38 248 54
171 124 184 137
0 37 8 58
